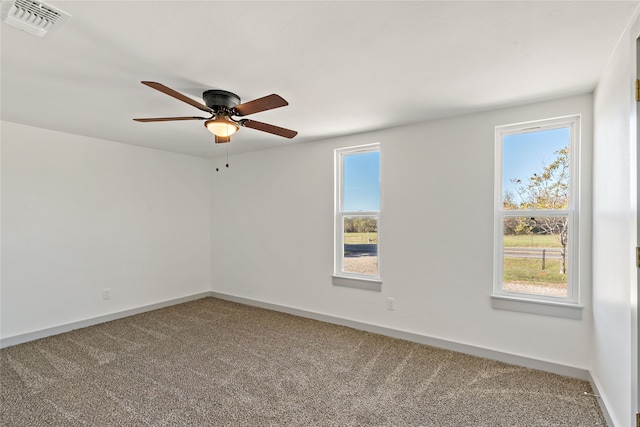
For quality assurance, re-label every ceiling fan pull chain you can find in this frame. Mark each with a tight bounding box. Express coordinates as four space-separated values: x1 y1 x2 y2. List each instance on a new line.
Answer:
216 141 220 172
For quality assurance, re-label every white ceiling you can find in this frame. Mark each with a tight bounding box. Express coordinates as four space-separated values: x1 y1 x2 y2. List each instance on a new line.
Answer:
1 1 638 157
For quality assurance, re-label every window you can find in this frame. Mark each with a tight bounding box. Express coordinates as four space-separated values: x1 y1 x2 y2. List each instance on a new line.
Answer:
333 144 381 290
494 116 580 312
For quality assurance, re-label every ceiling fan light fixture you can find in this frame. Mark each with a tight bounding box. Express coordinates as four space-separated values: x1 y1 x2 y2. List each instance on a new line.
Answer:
205 116 239 137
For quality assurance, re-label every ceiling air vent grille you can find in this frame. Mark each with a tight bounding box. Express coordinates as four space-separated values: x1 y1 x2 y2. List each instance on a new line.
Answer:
1 0 71 38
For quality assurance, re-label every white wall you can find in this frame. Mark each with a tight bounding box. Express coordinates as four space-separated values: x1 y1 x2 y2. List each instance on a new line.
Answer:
211 94 594 371
592 11 639 427
1 122 211 340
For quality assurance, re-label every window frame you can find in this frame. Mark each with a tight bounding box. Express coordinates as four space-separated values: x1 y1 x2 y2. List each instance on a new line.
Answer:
493 115 581 312
333 143 381 290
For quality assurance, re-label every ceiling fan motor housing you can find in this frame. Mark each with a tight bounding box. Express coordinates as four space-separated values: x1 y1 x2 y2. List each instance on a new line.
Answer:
203 90 240 111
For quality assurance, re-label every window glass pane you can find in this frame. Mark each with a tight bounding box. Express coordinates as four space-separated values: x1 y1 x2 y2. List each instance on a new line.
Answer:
502 216 568 298
344 151 380 211
343 215 378 276
502 128 570 210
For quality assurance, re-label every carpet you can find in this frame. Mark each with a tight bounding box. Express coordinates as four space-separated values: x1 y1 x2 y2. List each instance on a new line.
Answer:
1 297 605 426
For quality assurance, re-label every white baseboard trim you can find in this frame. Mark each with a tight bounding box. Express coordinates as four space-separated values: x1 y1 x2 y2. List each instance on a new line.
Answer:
588 373 615 427
0 292 211 349
211 291 591 381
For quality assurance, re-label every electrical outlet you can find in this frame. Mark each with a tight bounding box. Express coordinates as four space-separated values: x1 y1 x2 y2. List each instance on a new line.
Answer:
102 288 111 300
387 297 395 311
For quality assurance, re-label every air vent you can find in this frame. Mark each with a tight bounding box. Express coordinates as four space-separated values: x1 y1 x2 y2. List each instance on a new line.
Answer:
1 0 71 38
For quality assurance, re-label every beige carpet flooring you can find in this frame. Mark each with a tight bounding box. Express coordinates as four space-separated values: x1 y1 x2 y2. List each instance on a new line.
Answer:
1 297 605 426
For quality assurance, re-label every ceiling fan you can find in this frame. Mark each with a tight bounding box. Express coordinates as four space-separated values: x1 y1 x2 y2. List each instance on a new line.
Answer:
134 81 297 143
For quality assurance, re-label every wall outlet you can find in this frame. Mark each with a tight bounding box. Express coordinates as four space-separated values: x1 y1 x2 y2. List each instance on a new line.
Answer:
387 297 395 311
102 288 111 300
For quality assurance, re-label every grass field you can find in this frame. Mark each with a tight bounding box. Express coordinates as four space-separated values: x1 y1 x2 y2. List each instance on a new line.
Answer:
344 232 564 289
344 232 378 244
503 258 567 284
503 234 560 248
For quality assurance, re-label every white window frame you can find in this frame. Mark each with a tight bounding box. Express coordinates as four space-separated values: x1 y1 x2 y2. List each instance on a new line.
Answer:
493 116 583 318
332 143 381 291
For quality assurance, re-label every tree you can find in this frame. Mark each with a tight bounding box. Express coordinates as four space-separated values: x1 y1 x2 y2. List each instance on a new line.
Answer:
502 191 520 235
512 146 569 274
515 146 569 211
344 217 377 234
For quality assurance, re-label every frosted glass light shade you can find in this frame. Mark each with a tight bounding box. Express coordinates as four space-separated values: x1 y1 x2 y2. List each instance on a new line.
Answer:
205 118 239 137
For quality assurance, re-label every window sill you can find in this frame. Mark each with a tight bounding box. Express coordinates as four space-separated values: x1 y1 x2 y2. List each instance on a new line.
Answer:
491 294 583 320
332 275 382 291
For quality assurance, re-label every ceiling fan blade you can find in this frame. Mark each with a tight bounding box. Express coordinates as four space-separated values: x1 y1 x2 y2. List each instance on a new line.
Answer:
234 94 288 117
242 119 298 139
141 81 212 113
133 116 207 122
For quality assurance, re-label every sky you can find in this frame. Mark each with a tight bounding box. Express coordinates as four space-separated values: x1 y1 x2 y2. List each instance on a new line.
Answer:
343 151 380 212
341 127 568 211
502 127 570 203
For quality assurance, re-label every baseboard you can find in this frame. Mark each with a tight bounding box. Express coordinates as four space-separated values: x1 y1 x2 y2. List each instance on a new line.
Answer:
210 291 591 381
588 373 615 427
0 292 211 349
